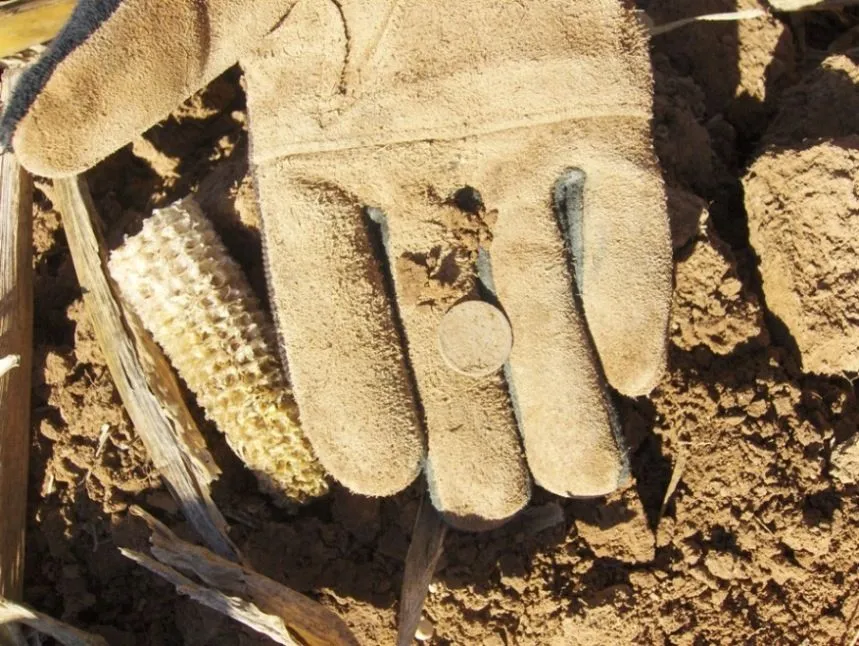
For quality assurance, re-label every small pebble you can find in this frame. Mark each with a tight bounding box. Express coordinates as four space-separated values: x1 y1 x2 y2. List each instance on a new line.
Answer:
415 616 435 641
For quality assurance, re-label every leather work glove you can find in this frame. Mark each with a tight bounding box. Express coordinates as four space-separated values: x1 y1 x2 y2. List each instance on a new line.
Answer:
2 0 673 530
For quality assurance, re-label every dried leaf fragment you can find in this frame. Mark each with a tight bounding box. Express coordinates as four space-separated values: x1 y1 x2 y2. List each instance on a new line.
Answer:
123 506 358 646
0 596 107 646
120 550 299 646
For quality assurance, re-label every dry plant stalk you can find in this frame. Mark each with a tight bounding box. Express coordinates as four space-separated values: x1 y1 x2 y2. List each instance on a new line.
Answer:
53 175 240 561
397 493 447 646
0 0 74 58
644 8 768 36
660 449 687 522
108 198 328 505
644 0 859 37
121 506 359 646
0 596 107 646
0 69 32 630
767 0 859 10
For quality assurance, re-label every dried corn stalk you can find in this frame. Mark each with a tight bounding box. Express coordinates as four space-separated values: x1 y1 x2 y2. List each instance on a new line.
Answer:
0 596 107 646
0 67 32 646
109 198 328 505
121 506 358 646
54 176 238 561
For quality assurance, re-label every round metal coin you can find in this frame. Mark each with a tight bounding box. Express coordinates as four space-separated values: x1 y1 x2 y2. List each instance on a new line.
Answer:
437 300 513 378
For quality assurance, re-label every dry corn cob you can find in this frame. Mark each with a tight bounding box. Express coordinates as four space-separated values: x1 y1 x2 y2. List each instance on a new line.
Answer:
108 198 328 505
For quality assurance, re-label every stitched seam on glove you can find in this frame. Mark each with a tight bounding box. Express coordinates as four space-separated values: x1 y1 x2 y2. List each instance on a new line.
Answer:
253 107 650 162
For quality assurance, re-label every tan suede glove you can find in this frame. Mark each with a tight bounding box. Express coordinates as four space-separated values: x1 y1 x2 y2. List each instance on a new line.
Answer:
2 0 672 530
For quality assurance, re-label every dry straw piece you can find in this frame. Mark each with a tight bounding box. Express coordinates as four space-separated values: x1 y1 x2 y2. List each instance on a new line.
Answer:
0 595 108 646
108 198 328 505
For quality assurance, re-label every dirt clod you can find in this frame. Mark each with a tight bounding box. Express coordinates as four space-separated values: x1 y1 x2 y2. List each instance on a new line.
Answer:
745 138 859 374
672 217 766 355
574 484 656 564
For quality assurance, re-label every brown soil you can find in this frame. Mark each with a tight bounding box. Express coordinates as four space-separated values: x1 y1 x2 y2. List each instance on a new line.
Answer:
17 6 859 646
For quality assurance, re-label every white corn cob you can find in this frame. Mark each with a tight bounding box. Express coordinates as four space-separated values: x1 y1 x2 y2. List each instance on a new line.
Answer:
108 198 328 505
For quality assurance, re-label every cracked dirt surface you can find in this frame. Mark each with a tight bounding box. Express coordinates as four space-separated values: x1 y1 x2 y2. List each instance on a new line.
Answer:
16 5 859 645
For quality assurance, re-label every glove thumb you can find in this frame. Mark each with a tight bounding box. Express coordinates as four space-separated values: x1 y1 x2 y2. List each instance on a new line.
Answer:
1 0 295 177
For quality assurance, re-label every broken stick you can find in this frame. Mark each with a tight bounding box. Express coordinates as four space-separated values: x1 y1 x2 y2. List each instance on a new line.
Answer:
53 175 239 562
0 68 33 646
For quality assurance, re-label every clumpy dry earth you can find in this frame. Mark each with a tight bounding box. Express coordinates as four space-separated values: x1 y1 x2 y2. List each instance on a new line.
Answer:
16 3 859 645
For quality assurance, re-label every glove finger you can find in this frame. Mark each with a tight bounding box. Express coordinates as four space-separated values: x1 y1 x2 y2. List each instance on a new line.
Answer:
488 185 628 498
557 158 673 397
3 0 295 177
376 194 532 532
255 171 425 497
